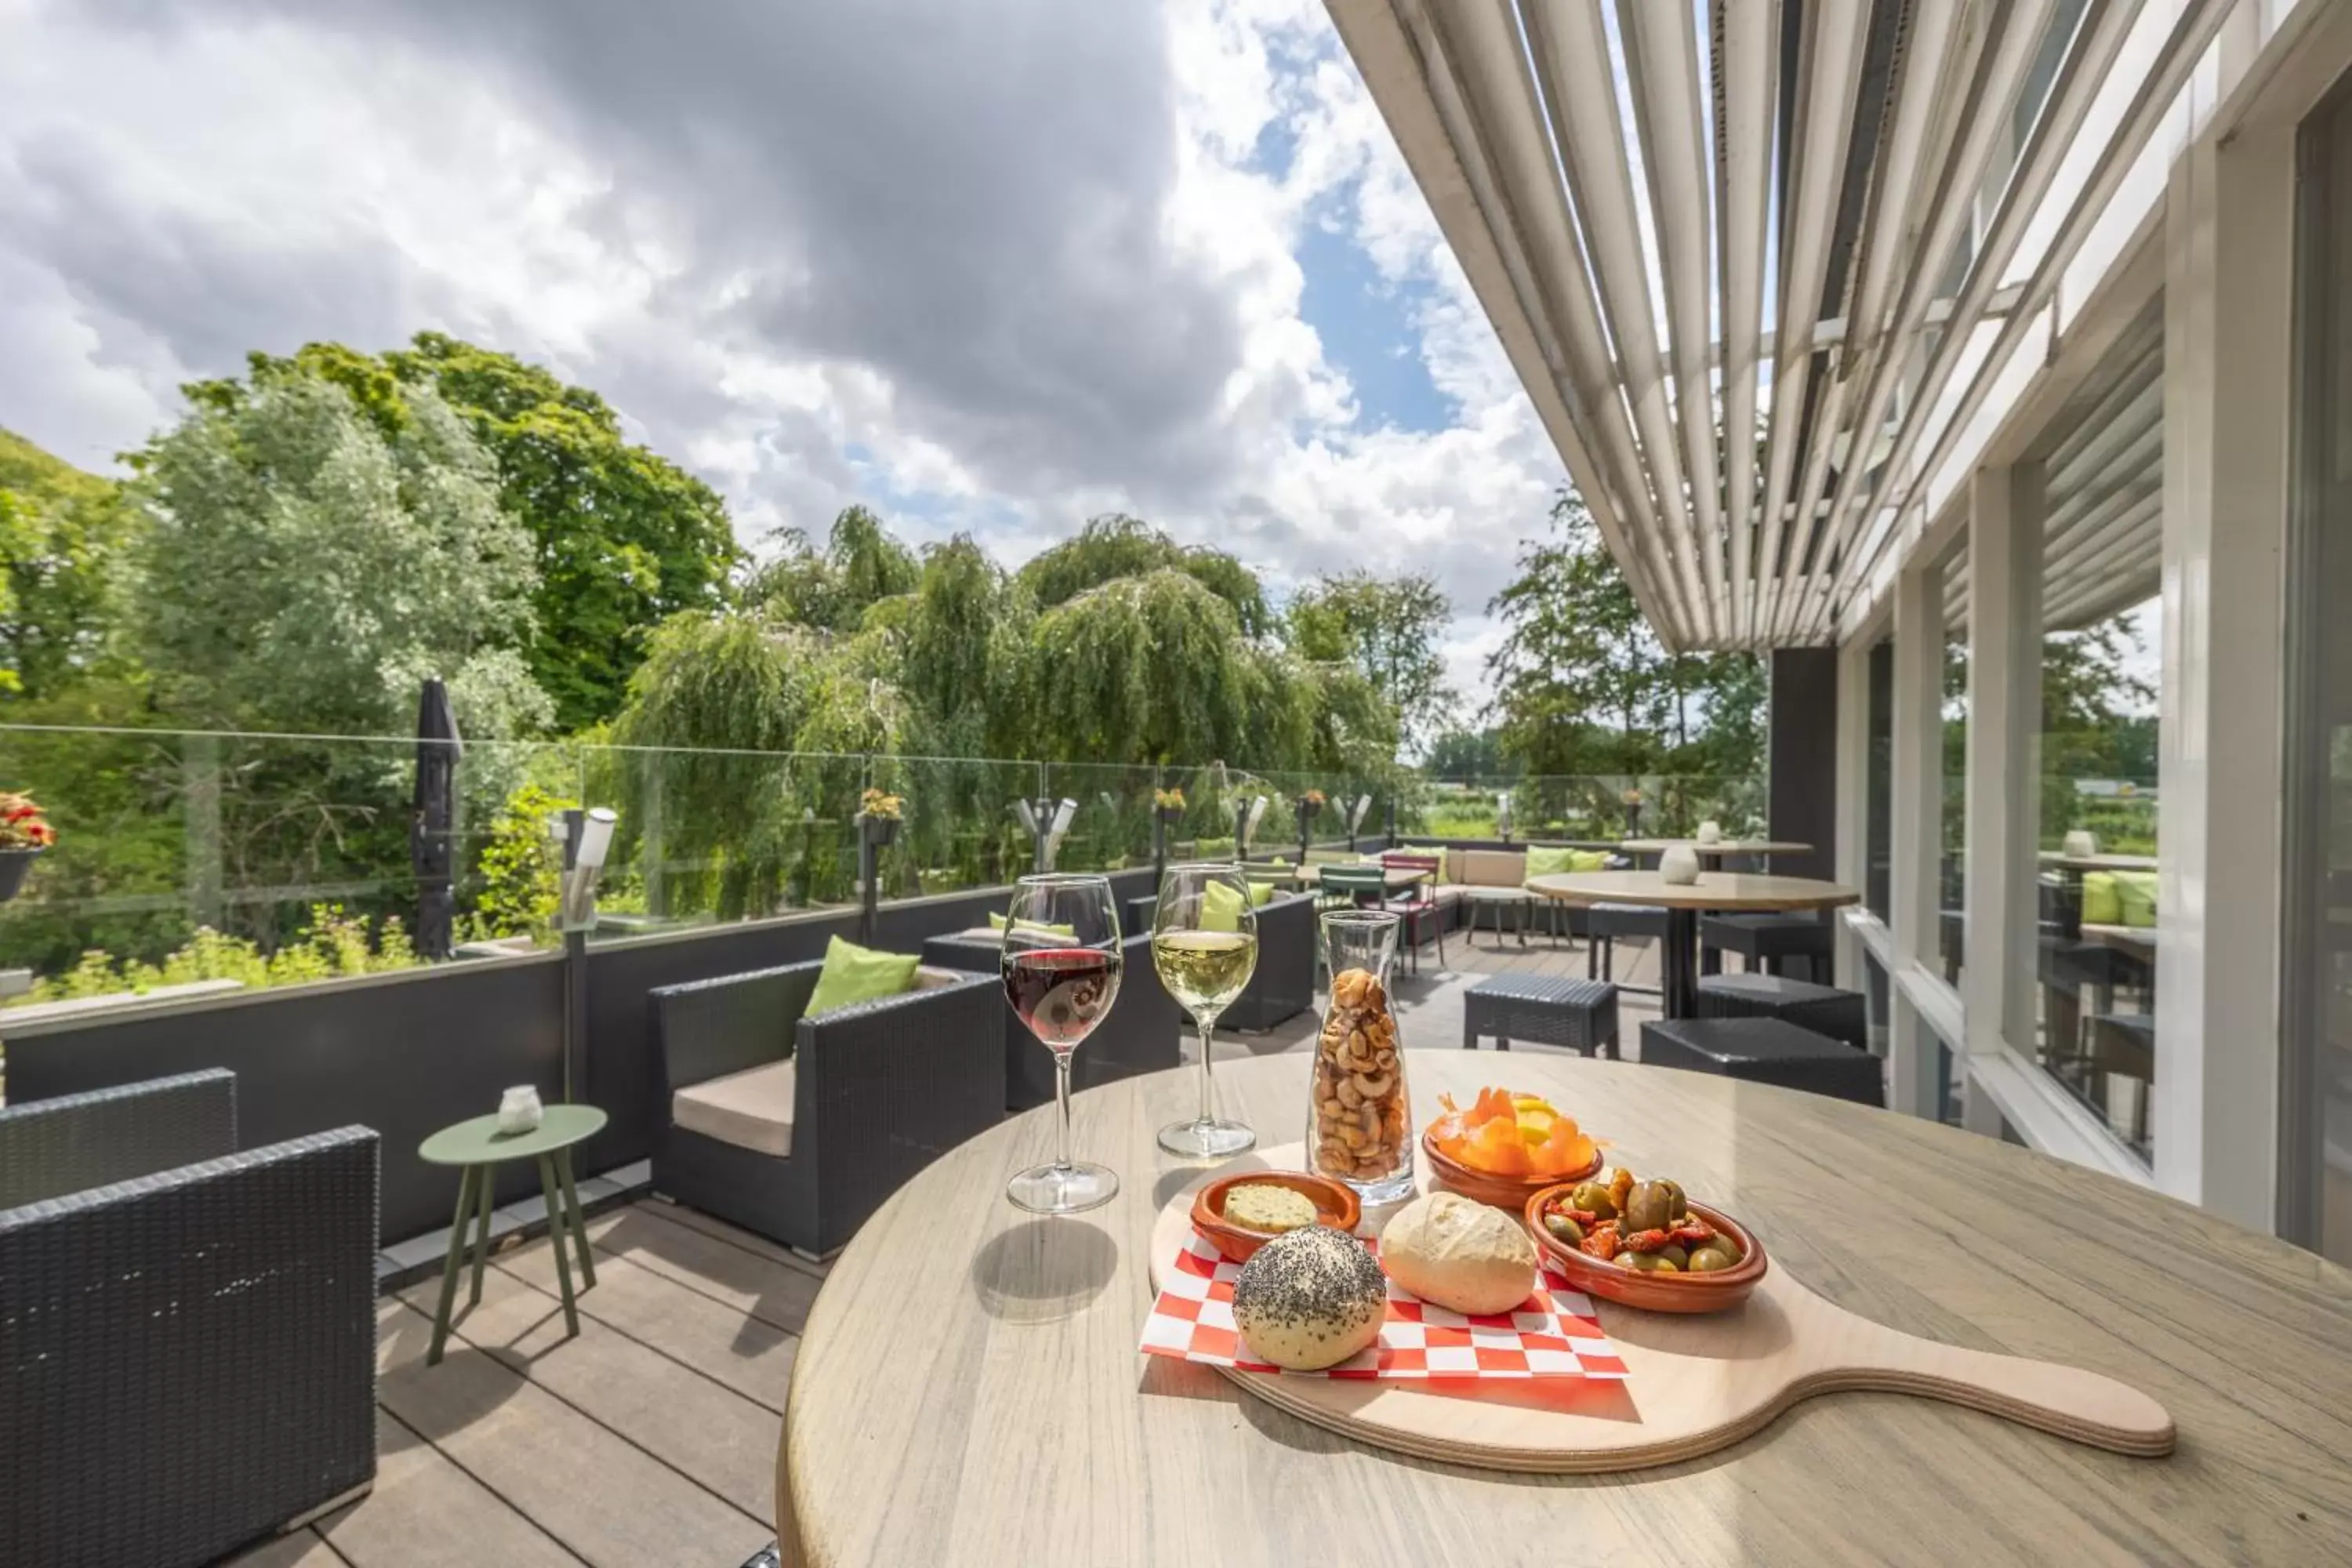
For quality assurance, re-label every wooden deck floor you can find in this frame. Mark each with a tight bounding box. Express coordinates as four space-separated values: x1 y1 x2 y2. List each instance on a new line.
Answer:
224 930 1667 1567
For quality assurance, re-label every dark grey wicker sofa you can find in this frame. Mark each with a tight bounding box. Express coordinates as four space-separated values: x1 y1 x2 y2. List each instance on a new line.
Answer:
649 961 1005 1258
921 929 1183 1110
0 1069 379 1568
1122 888 1316 1032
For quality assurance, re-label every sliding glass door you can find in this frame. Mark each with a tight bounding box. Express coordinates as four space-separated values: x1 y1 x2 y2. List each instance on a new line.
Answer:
2282 71 2352 1263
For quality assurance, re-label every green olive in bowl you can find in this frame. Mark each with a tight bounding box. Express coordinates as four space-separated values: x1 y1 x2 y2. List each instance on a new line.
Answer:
1542 1210 1585 1247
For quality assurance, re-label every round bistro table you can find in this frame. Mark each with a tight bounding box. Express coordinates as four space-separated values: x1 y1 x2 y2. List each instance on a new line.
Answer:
1528 869 1859 1019
418 1103 605 1365
778 1051 2352 1566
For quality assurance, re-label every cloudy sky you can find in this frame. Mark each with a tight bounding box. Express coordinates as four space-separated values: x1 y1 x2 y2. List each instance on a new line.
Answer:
0 0 1564 700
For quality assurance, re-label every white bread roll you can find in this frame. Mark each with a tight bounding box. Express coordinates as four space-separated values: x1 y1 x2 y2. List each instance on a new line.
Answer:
1379 1191 1539 1315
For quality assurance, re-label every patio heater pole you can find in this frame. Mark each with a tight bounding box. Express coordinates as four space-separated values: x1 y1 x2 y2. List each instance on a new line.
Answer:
555 808 615 1105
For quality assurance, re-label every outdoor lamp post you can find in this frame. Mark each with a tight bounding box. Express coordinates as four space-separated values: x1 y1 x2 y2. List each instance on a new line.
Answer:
556 806 617 1105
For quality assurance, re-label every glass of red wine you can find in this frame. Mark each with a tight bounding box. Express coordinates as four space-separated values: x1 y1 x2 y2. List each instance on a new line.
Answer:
1000 873 1124 1214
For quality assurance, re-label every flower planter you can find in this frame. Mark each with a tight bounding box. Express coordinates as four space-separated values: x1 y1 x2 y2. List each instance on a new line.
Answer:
0 847 42 903
859 817 899 848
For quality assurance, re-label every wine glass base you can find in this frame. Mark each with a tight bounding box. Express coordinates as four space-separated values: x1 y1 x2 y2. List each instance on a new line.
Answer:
1156 1117 1258 1160
1005 1160 1120 1214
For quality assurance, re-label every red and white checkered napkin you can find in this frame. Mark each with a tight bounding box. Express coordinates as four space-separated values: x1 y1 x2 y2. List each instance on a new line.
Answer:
1140 1231 1630 1381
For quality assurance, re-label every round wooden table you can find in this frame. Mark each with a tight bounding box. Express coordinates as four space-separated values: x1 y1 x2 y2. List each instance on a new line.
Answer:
779 1051 2352 1566
1528 870 1859 1018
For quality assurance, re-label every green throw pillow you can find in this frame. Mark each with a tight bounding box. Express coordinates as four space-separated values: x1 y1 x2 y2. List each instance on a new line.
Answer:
988 913 1077 938
1250 880 1277 906
1203 878 1246 932
2112 869 2158 928
1401 844 1447 861
2079 872 2122 927
1568 848 1612 871
1197 836 1237 859
806 935 920 1017
1523 845 1575 879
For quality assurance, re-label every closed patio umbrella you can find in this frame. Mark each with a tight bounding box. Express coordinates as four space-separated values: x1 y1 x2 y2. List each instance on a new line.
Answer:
411 678 463 960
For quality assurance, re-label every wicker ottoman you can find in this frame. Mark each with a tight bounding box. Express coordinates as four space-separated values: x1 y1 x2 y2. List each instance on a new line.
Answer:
1697 911 1831 982
1638 1017 1884 1107
1461 975 1621 1058
1694 972 1867 1050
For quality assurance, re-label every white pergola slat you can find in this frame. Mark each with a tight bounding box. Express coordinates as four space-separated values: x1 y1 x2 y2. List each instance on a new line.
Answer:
1328 0 2229 651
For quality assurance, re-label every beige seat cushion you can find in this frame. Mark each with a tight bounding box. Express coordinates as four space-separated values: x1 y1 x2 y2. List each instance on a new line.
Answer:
673 1058 795 1159
1457 848 1529 887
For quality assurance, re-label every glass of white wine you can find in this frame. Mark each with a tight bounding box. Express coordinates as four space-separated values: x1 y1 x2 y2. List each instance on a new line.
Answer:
1152 862 1261 1159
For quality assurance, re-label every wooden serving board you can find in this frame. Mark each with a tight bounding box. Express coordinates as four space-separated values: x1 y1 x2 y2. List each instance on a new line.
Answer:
1149 1151 2175 1475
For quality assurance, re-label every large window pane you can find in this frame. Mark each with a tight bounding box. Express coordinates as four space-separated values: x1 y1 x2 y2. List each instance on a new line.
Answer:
1939 542 1969 988
2286 78 2352 1266
2031 296 2163 1163
1866 639 1893 919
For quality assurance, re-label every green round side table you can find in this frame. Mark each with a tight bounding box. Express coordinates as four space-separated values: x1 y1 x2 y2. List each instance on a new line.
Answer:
418 1103 607 1366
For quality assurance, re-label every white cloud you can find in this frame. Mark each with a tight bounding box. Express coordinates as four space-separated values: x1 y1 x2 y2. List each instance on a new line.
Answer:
0 0 1563 731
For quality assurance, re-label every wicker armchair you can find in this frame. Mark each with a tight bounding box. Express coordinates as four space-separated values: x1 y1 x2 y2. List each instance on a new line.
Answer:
0 1070 379 1568
921 930 1183 1110
1121 889 1316 1032
649 962 1006 1258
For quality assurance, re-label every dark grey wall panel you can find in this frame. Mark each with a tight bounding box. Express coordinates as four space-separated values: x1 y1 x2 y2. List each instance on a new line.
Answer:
1769 648 1840 884
4 956 565 1243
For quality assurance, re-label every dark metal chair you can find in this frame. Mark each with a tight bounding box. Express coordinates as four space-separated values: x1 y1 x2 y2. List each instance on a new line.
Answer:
1378 852 1448 974
650 963 1005 1258
0 1070 380 1568
921 931 1182 1109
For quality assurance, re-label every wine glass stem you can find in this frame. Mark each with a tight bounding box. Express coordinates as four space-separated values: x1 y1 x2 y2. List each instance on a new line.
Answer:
1196 1012 1218 1123
1054 1051 1074 1172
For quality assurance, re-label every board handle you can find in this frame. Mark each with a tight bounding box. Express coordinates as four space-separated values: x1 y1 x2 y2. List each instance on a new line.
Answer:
1815 1331 2176 1457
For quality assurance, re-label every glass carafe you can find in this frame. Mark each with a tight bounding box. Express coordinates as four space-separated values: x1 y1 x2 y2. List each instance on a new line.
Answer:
1306 910 1414 1203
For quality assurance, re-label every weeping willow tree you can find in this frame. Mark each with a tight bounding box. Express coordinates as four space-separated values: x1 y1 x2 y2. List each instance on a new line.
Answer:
610 505 1417 916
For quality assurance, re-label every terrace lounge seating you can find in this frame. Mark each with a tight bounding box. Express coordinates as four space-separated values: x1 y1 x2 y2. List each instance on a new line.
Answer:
1638 1017 1886 1109
1694 972 1868 1050
0 1069 379 1568
922 929 1183 1109
650 961 1004 1258
1462 974 1621 1058
1699 911 1833 982
1123 887 1317 1031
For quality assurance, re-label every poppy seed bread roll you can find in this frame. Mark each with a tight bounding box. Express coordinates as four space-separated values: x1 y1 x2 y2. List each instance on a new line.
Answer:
1231 1225 1387 1371
1378 1191 1539 1316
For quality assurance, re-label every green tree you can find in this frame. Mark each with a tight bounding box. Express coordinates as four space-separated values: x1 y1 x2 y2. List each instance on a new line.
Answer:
1486 489 1661 772
747 506 922 633
1017 514 1272 637
0 430 140 700
130 368 550 740
1424 727 1516 780
1287 569 1454 749
187 334 741 728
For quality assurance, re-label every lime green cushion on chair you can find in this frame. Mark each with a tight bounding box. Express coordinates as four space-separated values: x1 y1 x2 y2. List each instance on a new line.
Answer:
988 913 1078 938
1203 878 1274 931
806 935 920 1017
1568 848 1611 871
2111 869 2158 928
1197 836 1237 859
1400 844 1447 861
1523 845 1574 878
2079 872 2122 927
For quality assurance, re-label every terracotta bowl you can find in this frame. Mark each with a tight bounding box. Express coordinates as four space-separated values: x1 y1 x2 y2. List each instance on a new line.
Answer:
1523 1185 1769 1314
1420 1131 1603 1212
1190 1171 1362 1262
